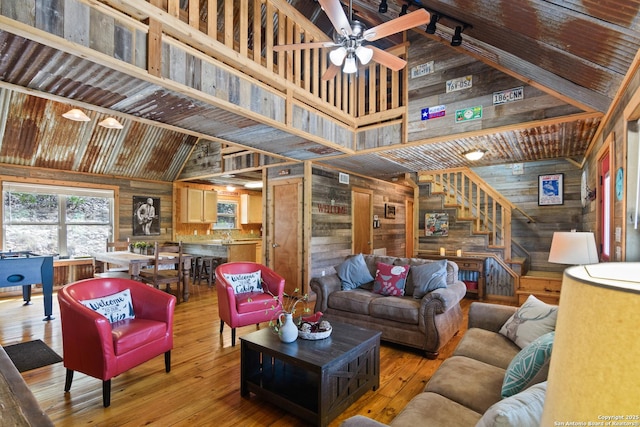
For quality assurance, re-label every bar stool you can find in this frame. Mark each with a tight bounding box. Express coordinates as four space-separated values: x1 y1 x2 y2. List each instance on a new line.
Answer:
194 256 222 287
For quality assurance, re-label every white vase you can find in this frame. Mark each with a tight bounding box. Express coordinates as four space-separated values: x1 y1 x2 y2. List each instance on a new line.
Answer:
278 312 298 343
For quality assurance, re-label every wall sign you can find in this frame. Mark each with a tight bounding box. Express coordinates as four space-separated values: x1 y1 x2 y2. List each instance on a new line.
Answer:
538 173 564 206
446 75 472 93
410 61 435 79
455 106 483 123
493 86 524 105
421 105 446 120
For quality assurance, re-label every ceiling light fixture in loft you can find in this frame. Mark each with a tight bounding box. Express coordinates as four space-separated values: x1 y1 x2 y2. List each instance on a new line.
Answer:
378 0 387 13
464 149 486 161
451 25 464 46
62 109 91 122
98 117 124 129
425 13 439 34
244 181 263 189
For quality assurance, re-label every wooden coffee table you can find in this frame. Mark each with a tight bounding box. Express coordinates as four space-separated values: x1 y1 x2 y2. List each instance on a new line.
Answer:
240 320 381 426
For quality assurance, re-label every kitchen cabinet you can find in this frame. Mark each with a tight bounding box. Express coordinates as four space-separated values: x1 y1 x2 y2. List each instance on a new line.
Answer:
240 194 262 224
181 188 217 223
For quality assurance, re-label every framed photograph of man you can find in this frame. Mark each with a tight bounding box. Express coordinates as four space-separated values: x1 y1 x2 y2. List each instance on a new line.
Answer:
133 196 160 236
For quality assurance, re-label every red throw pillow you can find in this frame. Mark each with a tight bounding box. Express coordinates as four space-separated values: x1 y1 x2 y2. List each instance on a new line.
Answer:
372 263 410 296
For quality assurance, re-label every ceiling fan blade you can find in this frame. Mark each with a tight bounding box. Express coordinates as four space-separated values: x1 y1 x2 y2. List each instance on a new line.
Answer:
369 46 407 71
319 0 352 36
321 63 341 81
363 9 430 41
273 41 336 52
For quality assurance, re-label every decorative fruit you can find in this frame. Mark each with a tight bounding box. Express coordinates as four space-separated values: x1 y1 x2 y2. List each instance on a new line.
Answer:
302 311 323 323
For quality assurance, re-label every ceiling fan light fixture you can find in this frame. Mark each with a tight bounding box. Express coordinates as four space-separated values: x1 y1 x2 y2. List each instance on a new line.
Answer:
62 108 91 122
451 25 463 46
98 117 124 129
329 46 348 66
426 13 439 34
378 0 387 13
343 55 358 73
355 46 373 65
464 149 486 161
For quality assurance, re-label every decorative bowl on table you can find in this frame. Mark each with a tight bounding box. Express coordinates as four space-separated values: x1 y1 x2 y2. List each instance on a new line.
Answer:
298 319 332 340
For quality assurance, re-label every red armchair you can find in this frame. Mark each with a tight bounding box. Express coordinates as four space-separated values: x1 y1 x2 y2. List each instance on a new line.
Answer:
57 277 176 407
216 262 285 346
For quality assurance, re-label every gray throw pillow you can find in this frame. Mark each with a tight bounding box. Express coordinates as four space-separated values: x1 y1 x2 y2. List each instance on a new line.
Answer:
336 253 374 290
411 259 448 299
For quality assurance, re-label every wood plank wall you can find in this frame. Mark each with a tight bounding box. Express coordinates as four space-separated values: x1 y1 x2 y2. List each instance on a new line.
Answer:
308 165 413 279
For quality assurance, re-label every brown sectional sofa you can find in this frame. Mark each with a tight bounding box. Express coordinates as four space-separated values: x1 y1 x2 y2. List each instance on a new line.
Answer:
340 301 552 427
310 254 467 358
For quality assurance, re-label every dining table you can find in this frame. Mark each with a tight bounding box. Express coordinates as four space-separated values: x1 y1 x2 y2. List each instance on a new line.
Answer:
93 251 193 302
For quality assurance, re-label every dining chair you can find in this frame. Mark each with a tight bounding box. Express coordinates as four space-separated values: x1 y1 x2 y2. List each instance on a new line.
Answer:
138 242 184 303
94 238 130 279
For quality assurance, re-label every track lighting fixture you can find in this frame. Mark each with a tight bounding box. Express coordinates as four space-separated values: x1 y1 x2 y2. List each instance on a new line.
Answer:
426 13 439 34
378 0 387 13
399 4 409 16
451 25 464 46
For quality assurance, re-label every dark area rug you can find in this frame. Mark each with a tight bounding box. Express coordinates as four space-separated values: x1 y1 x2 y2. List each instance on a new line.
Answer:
3 339 63 373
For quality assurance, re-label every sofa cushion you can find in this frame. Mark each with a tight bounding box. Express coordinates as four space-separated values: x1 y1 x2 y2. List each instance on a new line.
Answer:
410 259 448 299
80 289 135 323
476 381 547 427
499 295 558 348
373 263 410 296
222 270 263 294
336 253 375 290
425 356 505 414
453 328 521 370
328 289 382 315
391 392 482 427
369 296 420 324
502 331 554 397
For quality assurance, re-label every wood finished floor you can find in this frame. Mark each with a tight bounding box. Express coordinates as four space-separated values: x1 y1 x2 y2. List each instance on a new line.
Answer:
0 285 474 427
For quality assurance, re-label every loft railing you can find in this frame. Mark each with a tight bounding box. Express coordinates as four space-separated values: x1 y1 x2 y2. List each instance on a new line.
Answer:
118 0 406 125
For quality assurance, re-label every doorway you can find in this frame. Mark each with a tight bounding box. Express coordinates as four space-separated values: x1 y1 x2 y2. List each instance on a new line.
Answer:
270 179 302 295
352 188 373 254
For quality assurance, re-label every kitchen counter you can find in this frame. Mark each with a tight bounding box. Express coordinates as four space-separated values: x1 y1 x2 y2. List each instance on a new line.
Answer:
182 240 261 263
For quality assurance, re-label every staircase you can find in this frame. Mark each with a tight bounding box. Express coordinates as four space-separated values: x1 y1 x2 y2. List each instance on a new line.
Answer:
419 168 535 279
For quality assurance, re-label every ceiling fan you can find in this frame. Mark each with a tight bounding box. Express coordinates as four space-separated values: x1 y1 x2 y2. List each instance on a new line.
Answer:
273 0 430 80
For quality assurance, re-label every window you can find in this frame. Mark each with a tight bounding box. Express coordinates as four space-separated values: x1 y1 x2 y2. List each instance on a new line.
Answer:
213 201 237 229
3 182 115 258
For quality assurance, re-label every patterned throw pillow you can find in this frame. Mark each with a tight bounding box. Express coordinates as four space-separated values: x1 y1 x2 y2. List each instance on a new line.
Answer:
502 331 554 398
336 253 375 290
499 294 558 348
223 271 263 294
80 289 135 323
476 382 547 427
372 263 410 296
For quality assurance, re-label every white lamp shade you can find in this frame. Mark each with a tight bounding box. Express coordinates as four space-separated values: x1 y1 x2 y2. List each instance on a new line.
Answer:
548 231 598 264
62 108 90 122
329 47 347 66
98 117 124 129
343 56 357 74
541 263 640 422
355 46 373 65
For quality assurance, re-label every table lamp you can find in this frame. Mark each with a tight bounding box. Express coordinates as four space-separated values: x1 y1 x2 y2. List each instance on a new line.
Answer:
547 231 599 264
540 263 640 422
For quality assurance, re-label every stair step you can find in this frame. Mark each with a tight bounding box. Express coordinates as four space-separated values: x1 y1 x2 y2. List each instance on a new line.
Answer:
458 216 477 221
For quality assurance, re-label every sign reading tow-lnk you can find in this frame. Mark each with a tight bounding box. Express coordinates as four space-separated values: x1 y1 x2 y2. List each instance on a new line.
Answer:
493 86 524 105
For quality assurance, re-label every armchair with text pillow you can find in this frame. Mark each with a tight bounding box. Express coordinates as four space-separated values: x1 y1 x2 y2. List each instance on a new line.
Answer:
58 277 176 407
215 262 285 346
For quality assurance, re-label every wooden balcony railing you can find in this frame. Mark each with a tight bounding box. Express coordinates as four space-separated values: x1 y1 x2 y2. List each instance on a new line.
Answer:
117 0 406 125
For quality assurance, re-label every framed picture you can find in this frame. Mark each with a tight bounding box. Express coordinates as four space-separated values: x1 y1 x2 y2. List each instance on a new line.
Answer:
385 204 396 219
538 174 564 206
425 213 449 236
133 196 160 236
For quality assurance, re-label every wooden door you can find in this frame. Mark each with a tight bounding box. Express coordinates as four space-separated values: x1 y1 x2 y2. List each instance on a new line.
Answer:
271 180 301 295
352 188 372 254
406 198 414 257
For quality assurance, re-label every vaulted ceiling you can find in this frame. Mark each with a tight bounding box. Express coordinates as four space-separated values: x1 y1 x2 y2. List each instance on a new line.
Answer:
0 0 638 184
